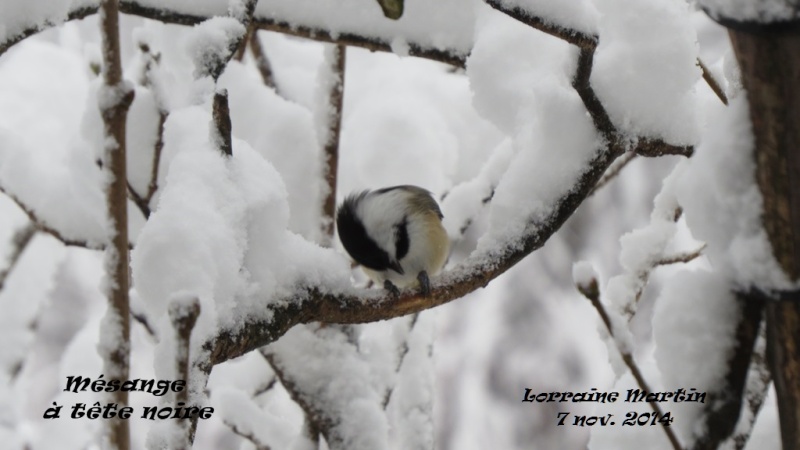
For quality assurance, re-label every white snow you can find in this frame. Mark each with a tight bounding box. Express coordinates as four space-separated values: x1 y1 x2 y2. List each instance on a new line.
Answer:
674 96 792 290
592 0 701 145
0 2 787 450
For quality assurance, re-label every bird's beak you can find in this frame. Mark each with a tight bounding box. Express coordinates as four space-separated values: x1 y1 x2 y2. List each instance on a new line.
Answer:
390 260 404 275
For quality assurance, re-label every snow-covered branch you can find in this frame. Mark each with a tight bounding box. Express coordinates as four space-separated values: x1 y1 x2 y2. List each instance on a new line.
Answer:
97 0 135 448
0 2 466 68
574 271 683 450
317 44 347 244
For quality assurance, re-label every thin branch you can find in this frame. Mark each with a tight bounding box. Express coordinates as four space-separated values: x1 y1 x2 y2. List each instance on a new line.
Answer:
233 25 253 62
576 277 683 450
656 244 707 266
259 350 325 448
249 30 279 92
383 313 419 409
98 0 134 449
0 222 36 291
131 310 157 338
137 42 167 206
223 420 272 450
0 184 99 249
698 58 729 106
145 110 167 204
634 138 694 158
320 45 346 244
127 181 151 219
589 152 638 196
252 376 278 397
212 90 233 157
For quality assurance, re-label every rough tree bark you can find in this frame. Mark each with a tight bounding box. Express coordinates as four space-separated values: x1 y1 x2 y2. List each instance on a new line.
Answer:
727 20 800 450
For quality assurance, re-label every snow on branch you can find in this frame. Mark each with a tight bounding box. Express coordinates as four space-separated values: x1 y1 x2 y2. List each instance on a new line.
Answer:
0 184 101 249
574 267 683 450
0 2 467 68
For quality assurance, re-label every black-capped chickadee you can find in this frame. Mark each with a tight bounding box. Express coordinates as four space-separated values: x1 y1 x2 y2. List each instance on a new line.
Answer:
336 185 450 295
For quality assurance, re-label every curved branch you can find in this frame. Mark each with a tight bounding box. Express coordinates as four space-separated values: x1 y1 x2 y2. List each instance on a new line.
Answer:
204 134 624 367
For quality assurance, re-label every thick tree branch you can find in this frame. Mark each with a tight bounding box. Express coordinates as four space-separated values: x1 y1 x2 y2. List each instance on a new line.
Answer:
728 27 800 450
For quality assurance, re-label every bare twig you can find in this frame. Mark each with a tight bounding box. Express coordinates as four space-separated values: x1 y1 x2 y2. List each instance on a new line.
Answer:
656 245 707 266
97 0 134 449
233 25 253 62
248 30 278 91
127 181 151 219
484 0 597 49
0 185 100 249
0 222 36 291
137 42 167 206
252 376 278 397
698 58 729 106
131 310 157 338
576 277 683 450
383 313 419 409
319 45 346 244
223 420 272 450
145 110 167 204
260 350 324 448
589 152 638 196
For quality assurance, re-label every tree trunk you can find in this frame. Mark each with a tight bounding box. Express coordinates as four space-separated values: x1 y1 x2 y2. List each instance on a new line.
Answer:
728 24 800 450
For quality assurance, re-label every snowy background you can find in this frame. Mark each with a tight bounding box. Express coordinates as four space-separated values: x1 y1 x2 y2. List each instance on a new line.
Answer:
0 0 784 449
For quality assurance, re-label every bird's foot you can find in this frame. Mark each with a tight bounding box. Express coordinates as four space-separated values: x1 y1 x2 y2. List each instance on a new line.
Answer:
384 280 401 297
417 271 431 296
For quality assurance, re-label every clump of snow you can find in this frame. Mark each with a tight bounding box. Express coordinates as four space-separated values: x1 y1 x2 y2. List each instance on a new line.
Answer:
592 0 700 145
699 0 800 23
477 78 600 252
467 9 575 135
441 139 513 240
653 269 739 443
0 41 107 247
572 260 598 291
674 96 791 290
186 17 245 79
220 63 324 240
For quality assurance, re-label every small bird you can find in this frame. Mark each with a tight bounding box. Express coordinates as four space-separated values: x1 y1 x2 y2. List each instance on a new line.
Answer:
336 185 450 296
